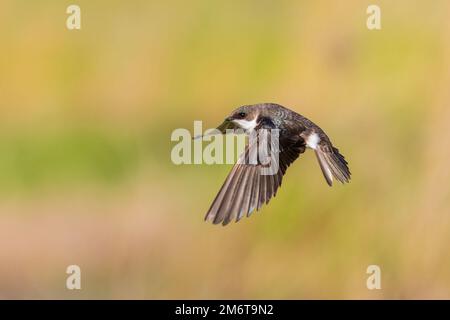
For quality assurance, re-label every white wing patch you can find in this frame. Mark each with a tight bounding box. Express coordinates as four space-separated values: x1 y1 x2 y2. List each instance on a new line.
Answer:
306 132 321 150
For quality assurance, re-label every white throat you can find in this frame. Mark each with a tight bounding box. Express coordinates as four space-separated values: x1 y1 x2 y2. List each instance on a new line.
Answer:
233 117 258 132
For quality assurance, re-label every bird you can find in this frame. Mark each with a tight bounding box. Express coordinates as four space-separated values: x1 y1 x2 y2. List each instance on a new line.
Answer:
203 103 350 226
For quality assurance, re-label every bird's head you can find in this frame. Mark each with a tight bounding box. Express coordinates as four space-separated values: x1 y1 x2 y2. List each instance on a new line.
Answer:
217 105 260 133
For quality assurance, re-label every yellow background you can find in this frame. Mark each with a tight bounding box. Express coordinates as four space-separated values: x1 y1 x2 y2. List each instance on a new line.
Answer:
0 0 449 298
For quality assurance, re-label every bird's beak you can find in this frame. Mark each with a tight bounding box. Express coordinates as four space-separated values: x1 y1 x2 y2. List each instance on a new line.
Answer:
192 117 235 140
216 117 235 133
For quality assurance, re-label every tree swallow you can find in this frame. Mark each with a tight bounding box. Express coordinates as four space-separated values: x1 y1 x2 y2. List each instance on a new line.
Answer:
204 103 351 225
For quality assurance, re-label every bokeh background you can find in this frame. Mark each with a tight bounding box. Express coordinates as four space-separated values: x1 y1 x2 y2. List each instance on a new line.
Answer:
1 0 449 299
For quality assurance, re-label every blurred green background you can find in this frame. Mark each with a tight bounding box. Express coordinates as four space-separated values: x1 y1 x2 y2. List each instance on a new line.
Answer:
1 0 449 299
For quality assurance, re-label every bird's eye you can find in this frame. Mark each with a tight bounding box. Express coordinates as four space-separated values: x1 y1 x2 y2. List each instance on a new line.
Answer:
238 112 246 118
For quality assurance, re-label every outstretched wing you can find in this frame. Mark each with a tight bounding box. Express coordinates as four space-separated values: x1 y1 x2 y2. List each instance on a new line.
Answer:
205 127 305 226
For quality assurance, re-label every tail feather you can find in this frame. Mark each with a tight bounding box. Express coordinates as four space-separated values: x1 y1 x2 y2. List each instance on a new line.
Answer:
315 145 350 186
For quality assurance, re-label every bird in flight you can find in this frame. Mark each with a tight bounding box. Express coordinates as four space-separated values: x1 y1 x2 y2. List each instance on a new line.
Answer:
203 103 350 225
